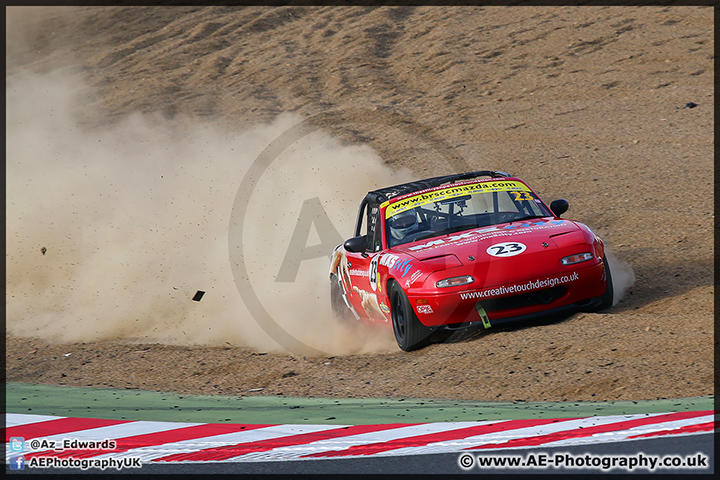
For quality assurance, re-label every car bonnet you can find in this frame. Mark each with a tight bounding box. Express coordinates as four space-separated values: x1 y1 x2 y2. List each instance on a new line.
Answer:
390 218 582 262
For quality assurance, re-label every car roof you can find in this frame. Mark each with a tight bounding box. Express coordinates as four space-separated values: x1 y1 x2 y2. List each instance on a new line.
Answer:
366 170 512 204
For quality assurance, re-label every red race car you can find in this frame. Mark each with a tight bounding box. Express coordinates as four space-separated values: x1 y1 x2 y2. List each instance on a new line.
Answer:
329 170 613 351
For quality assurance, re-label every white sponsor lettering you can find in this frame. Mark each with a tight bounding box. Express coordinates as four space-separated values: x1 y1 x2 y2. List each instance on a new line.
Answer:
409 221 566 252
461 272 580 300
379 254 400 267
416 305 434 314
405 269 423 288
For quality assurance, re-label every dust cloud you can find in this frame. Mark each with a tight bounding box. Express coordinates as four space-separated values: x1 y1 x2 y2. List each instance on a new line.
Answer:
606 249 635 307
6 71 407 355
6 70 633 356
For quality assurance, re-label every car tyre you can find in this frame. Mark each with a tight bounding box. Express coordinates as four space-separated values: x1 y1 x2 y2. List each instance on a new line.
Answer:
330 274 355 322
389 281 432 351
596 255 614 311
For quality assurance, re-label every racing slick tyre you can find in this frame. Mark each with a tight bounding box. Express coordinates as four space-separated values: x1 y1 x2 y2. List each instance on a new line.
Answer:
330 273 355 322
595 255 614 311
389 281 433 351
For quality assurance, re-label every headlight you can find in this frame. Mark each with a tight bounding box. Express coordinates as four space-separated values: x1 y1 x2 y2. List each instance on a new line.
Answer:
561 252 594 265
436 275 475 288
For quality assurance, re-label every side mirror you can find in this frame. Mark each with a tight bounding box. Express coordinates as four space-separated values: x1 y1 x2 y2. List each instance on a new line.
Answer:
343 235 367 253
550 199 569 217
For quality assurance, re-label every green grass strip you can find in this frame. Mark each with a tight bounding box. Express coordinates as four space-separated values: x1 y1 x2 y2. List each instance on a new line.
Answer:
6 382 714 425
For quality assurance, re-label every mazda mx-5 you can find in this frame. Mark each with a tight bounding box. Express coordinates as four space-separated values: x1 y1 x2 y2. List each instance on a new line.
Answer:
329 170 613 351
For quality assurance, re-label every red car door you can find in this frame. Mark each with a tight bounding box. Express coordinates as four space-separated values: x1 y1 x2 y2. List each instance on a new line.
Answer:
339 203 386 322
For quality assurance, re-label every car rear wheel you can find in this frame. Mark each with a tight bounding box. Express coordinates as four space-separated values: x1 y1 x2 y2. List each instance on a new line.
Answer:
330 273 355 322
389 281 432 351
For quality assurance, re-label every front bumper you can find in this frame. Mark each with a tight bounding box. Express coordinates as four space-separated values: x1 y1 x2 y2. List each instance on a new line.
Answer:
407 260 607 327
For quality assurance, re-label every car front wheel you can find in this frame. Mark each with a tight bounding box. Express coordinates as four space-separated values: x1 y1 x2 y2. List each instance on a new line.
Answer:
389 281 432 351
596 255 614 311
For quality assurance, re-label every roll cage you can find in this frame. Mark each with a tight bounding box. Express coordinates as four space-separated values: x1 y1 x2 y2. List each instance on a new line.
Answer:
352 170 511 239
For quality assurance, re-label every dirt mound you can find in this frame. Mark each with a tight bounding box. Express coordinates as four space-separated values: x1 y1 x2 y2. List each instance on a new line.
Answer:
5 6 713 401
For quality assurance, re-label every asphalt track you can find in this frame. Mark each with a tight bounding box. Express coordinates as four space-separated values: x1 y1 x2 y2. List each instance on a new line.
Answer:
4 383 715 475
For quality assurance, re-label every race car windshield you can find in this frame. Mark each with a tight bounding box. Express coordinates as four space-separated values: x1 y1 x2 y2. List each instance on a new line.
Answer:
385 181 553 247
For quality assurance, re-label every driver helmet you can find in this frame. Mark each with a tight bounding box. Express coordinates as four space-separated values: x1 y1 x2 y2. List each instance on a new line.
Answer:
389 210 418 242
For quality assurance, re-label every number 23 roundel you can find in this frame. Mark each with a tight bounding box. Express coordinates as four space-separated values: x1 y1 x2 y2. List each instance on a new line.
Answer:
486 242 526 257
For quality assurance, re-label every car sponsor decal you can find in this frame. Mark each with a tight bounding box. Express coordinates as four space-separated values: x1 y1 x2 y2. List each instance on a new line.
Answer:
379 253 400 268
405 269 424 288
460 272 580 301
379 253 415 278
408 220 566 252
416 305 434 314
392 259 414 278
486 242 526 257
379 303 390 314
349 269 369 277
384 180 531 218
